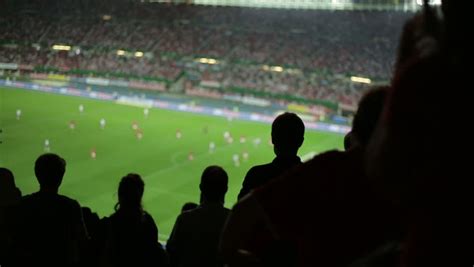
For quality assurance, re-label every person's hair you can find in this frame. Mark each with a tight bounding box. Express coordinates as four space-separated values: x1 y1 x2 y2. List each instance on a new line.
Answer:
0 166 21 202
181 202 198 213
271 112 305 155
115 173 144 212
343 131 353 151
200 166 228 203
351 87 388 146
0 167 15 187
34 153 66 188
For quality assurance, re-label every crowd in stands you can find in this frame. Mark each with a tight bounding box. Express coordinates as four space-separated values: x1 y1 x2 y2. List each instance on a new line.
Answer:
194 64 364 105
2 1 472 266
0 3 410 106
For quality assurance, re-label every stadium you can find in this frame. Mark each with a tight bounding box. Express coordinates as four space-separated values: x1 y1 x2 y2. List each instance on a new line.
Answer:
3 0 468 266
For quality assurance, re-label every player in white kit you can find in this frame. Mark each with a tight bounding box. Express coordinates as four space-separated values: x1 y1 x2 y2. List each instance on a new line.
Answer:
136 129 143 140
232 153 240 167
90 148 97 159
132 121 139 130
100 118 106 129
242 151 249 161
209 141 216 153
16 109 22 120
253 138 261 146
44 139 50 152
223 131 230 139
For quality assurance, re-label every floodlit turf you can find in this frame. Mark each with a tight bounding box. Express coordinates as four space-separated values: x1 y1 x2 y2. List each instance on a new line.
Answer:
0 87 344 240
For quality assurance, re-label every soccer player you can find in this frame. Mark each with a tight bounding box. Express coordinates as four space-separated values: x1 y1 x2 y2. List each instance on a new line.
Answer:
227 136 234 144
132 121 139 130
144 108 149 118
232 154 240 167
240 135 246 144
176 129 182 139
253 138 262 146
90 148 97 160
242 151 249 161
209 141 216 153
100 118 106 129
44 139 50 152
69 120 76 130
79 104 84 114
188 151 194 161
16 109 22 120
223 131 230 139
136 129 143 140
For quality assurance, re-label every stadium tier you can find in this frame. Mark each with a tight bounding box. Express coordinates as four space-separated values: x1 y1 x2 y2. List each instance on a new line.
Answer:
0 3 411 109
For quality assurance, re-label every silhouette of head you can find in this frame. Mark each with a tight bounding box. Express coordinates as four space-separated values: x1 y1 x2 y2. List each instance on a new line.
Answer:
351 87 388 147
343 131 353 151
199 166 228 204
34 153 66 190
116 173 144 211
271 112 305 156
0 167 15 188
181 202 198 213
0 167 21 205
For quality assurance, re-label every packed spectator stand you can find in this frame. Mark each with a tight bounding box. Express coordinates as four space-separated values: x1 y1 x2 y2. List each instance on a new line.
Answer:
0 3 411 107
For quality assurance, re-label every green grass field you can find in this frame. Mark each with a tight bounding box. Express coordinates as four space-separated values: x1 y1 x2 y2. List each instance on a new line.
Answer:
0 87 343 240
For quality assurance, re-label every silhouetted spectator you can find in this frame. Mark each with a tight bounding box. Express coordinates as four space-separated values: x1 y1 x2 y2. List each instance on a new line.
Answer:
0 168 21 266
167 166 230 267
221 87 400 267
181 202 198 213
366 2 473 266
11 153 88 267
101 173 168 267
238 112 304 199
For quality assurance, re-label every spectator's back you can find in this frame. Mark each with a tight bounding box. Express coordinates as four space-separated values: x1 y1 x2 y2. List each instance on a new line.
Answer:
101 173 168 267
102 211 160 267
167 166 230 267
169 204 229 267
14 192 85 267
11 154 87 267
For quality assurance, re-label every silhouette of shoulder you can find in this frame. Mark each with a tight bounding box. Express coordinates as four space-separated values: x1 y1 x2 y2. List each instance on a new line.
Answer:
171 204 230 240
22 191 80 206
239 156 301 199
16 192 84 247
106 210 158 244
104 212 158 250
254 149 362 204
251 148 399 266
19 192 82 222
168 204 230 267
13 192 86 267
178 203 230 223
